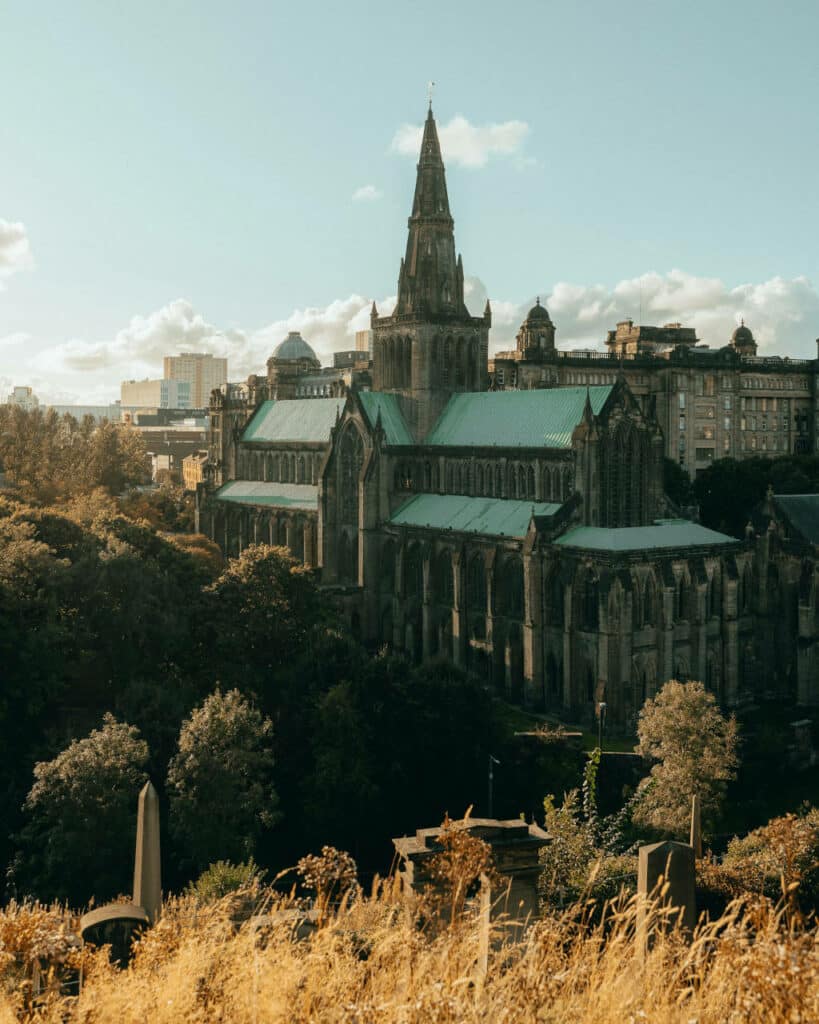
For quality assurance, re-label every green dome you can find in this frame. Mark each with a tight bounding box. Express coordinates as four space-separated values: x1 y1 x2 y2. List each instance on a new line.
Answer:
272 331 319 362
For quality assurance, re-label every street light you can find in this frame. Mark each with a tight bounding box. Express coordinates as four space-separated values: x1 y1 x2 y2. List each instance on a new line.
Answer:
597 701 607 751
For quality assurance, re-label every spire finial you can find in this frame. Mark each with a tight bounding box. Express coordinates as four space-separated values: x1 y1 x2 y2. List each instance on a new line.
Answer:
427 80 435 110
536 296 540 306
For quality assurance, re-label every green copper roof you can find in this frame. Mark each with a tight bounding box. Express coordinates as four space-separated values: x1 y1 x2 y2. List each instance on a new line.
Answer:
555 519 738 552
391 493 561 538
242 398 345 444
214 481 318 509
358 392 414 446
774 494 819 544
426 386 612 448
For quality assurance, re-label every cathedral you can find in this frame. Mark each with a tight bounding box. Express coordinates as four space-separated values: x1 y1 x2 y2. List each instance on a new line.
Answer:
199 106 819 727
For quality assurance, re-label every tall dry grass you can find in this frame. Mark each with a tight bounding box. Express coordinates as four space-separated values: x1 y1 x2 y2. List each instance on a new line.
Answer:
1 881 817 1023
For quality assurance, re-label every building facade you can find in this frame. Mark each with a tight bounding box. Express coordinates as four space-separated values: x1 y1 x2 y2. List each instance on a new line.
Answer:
491 317 819 478
199 106 818 725
163 353 228 409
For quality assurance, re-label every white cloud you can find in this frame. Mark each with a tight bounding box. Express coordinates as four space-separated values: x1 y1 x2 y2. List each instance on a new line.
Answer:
352 184 382 202
487 270 819 360
391 115 530 169
11 270 819 405
0 220 34 285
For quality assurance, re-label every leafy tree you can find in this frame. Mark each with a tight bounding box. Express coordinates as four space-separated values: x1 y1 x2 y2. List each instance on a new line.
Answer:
633 679 738 837
167 689 280 872
694 455 819 537
0 407 147 503
303 652 498 865
11 715 149 906
202 545 327 694
663 457 695 508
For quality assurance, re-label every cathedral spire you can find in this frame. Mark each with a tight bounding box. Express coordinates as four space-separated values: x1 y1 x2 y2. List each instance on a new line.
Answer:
393 106 467 319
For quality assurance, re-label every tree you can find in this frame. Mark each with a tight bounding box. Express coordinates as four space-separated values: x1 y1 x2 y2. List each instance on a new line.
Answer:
11 715 149 906
694 455 819 537
202 544 327 694
663 457 694 509
633 679 738 837
167 689 280 872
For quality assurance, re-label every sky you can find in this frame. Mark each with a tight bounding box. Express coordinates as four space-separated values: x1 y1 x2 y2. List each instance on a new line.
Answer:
2 0 819 404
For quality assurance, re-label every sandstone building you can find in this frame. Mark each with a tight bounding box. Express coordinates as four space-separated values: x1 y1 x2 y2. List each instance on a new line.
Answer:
491 316 819 479
199 106 819 726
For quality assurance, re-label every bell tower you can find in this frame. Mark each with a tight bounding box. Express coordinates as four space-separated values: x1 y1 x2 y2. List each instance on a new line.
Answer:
371 105 490 439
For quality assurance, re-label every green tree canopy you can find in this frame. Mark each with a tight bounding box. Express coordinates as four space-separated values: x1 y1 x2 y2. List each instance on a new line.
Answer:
167 689 280 872
0 407 148 503
694 455 819 537
634 679 739 837
12 714 149 906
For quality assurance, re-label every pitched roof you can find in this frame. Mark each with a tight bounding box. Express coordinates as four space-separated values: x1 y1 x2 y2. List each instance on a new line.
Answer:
390 493 561 538
358 392 414 446
774 494 819 544
426 386 612 448
555 520 738 552
214 481 318 509
242 398 345 444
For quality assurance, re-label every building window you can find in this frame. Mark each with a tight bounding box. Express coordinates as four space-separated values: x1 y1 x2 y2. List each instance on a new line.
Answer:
724 416 731 432
679 416 686 431
724 396 732 411
723 436 730 452
679 393 686 410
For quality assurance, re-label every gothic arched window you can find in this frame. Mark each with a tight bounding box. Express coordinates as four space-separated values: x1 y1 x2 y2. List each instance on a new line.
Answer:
576 570 599 631
433 550 454 607
339 426 364 523
527 465 536 500
405 544 424 599
546 570 563 627
497 558 524 619
467 554 487 615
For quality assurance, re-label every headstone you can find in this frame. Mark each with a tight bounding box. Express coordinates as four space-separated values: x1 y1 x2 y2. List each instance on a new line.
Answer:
689 794 702 859
81 781 162 966
637 840 696 935
133 781 162 924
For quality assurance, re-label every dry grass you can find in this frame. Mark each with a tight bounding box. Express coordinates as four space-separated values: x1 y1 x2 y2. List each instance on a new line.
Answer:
1 882 818 1023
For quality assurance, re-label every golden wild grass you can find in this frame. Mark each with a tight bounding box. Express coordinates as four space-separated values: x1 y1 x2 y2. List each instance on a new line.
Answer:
1 880 818 1023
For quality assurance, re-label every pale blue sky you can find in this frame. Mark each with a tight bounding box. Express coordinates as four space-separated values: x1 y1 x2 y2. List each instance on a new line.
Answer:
2 0 818 402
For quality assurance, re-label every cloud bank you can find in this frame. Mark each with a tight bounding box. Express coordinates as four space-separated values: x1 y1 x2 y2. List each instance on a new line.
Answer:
11 269 819 405
0 220 34 284
391 115 530 169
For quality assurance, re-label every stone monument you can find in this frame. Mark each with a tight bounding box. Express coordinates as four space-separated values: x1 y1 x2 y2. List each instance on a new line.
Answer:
80 781 162 964
637 840 696 937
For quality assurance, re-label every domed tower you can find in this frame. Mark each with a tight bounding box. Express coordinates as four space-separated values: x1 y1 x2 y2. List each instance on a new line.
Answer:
266 331 321 399
515 297 556 358
371 104 491 439
730 320 757 358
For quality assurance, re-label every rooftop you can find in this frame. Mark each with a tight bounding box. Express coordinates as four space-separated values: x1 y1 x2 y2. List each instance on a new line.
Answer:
242 397 345 444
773 494 819 545
271 331 319 363
358 392 414 446
213 481 318 509
555 519 738 552
391 493 561 538
426 386 612 448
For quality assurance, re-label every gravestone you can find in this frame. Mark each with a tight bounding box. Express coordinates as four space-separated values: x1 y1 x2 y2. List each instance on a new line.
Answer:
133 781 162 924
80 780 162 964
637 840 696 935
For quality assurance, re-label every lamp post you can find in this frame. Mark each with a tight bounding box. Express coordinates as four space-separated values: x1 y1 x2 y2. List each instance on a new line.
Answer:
597 701 607 751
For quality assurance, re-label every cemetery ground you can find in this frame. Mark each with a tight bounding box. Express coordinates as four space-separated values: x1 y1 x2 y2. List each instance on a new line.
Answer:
1 836 818 1023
